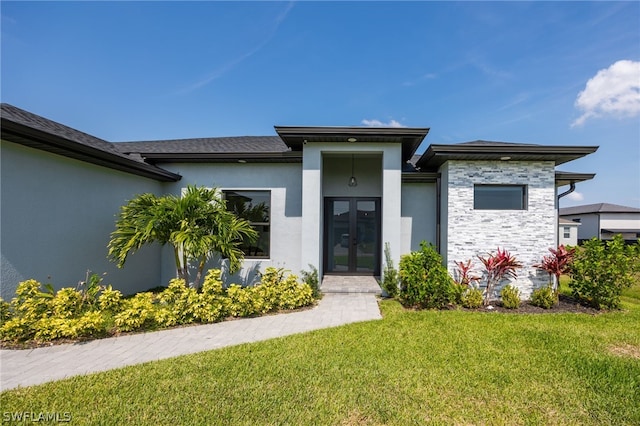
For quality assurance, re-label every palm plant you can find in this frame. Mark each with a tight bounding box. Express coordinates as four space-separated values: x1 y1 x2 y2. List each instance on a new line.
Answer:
108 186 257 288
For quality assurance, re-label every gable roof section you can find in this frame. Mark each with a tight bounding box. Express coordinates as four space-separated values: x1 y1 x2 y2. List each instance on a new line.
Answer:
274 126 430 163
559 218 580 226
1 103 181 182
115 136 300 163
560 203 640 215
416 140 598 170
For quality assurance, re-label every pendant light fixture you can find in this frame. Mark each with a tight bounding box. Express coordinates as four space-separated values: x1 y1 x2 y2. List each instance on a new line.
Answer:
348 154 358 187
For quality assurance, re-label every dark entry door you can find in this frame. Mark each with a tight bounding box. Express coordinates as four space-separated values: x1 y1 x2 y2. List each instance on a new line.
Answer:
324 198 381 275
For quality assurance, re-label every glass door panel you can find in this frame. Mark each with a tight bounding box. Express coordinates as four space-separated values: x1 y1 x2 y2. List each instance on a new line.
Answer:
355 201 377 273
327 200 350 272
324 198 380 275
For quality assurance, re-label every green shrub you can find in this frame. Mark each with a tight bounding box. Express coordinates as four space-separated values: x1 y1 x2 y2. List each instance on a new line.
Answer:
500 285 521 309
462 288 483 309
114 293 157 332
530 286 557 309
399 242 454 309
569 235 640 309
300 265 321 299
381 243 400 298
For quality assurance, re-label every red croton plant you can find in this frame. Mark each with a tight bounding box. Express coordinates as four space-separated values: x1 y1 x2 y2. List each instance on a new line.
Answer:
454 259 480 287
477 248 522 305
533 245 576 293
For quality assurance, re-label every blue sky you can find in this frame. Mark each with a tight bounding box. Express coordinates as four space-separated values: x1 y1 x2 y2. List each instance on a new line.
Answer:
2 1 639 208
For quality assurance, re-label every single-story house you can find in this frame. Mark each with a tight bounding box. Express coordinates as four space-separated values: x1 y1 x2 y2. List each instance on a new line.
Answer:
558 218 580 246
559 203 640 244
1 103 598 300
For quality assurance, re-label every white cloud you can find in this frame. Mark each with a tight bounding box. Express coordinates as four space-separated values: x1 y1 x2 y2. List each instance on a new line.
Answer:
572 60 640 127
361 119 406 128
566 191 584 202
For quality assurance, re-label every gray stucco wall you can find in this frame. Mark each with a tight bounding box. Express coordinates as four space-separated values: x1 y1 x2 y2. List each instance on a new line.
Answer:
323 155 382 197
401 182 437 254
561 214 599 241
443 160 556 299
158 162 303 286
1 140 164 299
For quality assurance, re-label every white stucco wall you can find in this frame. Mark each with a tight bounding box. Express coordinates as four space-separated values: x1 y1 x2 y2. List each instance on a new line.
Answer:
1 140 164 299
400 182 437 254
559 223 579 246
158 162 303 285
443 160 556 299
600 213 640 232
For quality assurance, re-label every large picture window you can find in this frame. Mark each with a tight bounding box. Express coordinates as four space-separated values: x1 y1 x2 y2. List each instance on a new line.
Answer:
223 190 270 258
474 184 527 210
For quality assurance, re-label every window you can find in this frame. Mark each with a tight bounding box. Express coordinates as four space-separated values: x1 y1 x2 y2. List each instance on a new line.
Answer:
563 227 571 238
223 190 270 258
474 185 527 210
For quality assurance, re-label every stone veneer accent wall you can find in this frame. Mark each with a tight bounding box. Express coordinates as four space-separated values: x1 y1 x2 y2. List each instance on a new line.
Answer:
444 160 556 299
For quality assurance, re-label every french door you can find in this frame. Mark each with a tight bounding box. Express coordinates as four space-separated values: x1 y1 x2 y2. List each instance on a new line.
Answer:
324 198 381 275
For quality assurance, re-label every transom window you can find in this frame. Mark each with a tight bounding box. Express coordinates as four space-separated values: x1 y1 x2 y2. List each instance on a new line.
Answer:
223 190 270 258
474 184 527 210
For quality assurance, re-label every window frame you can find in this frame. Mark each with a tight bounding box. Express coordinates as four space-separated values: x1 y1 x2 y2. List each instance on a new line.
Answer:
222 190 271 259
563 226 571 238
473 184 527 210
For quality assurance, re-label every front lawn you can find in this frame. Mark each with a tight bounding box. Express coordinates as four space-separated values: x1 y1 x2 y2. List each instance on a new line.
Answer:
2 285 639 425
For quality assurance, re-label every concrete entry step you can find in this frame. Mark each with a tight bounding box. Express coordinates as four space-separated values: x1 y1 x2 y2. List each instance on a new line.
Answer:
321 275 381 294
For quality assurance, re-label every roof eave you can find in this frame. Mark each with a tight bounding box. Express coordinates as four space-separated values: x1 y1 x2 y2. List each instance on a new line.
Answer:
274 125 430 162
1 120 181 182
141 151 303 163
555 171 596 187
417 145 599 169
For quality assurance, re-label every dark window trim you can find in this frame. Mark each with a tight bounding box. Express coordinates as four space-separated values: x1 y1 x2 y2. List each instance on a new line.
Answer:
222 189 271 259
473 184 528 210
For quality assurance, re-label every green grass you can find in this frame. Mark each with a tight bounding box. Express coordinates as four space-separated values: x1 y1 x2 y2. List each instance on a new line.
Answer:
2 286 640 425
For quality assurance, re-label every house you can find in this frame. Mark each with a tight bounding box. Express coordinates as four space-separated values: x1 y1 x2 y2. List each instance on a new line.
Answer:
559 203 640 243
1 103 598 300
558 218 580 246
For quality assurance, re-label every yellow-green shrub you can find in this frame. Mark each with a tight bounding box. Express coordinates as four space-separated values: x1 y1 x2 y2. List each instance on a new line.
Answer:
51 287 83 318
114 293 156 332
227 284 259 317
155 279 198 326
98 285 123 312
462 288 483 309
500 285 521 309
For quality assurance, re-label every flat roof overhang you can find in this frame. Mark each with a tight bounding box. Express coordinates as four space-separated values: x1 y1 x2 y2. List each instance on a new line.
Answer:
274 126 430 163
1 121 182 182
417 144 599 170
555 171 596 187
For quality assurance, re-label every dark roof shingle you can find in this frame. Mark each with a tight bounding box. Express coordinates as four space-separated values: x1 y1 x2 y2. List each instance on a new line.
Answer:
560 203 640 215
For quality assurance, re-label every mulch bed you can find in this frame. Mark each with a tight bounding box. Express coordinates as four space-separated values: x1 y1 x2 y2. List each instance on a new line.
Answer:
465 294 601 315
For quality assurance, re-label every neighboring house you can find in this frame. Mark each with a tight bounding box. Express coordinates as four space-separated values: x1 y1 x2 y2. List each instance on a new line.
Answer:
1 103 598 300
558 218 580 246
559 203 640 243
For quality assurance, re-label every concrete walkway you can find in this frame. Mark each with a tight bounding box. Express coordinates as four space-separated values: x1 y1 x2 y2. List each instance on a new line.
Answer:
0 293 381 391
